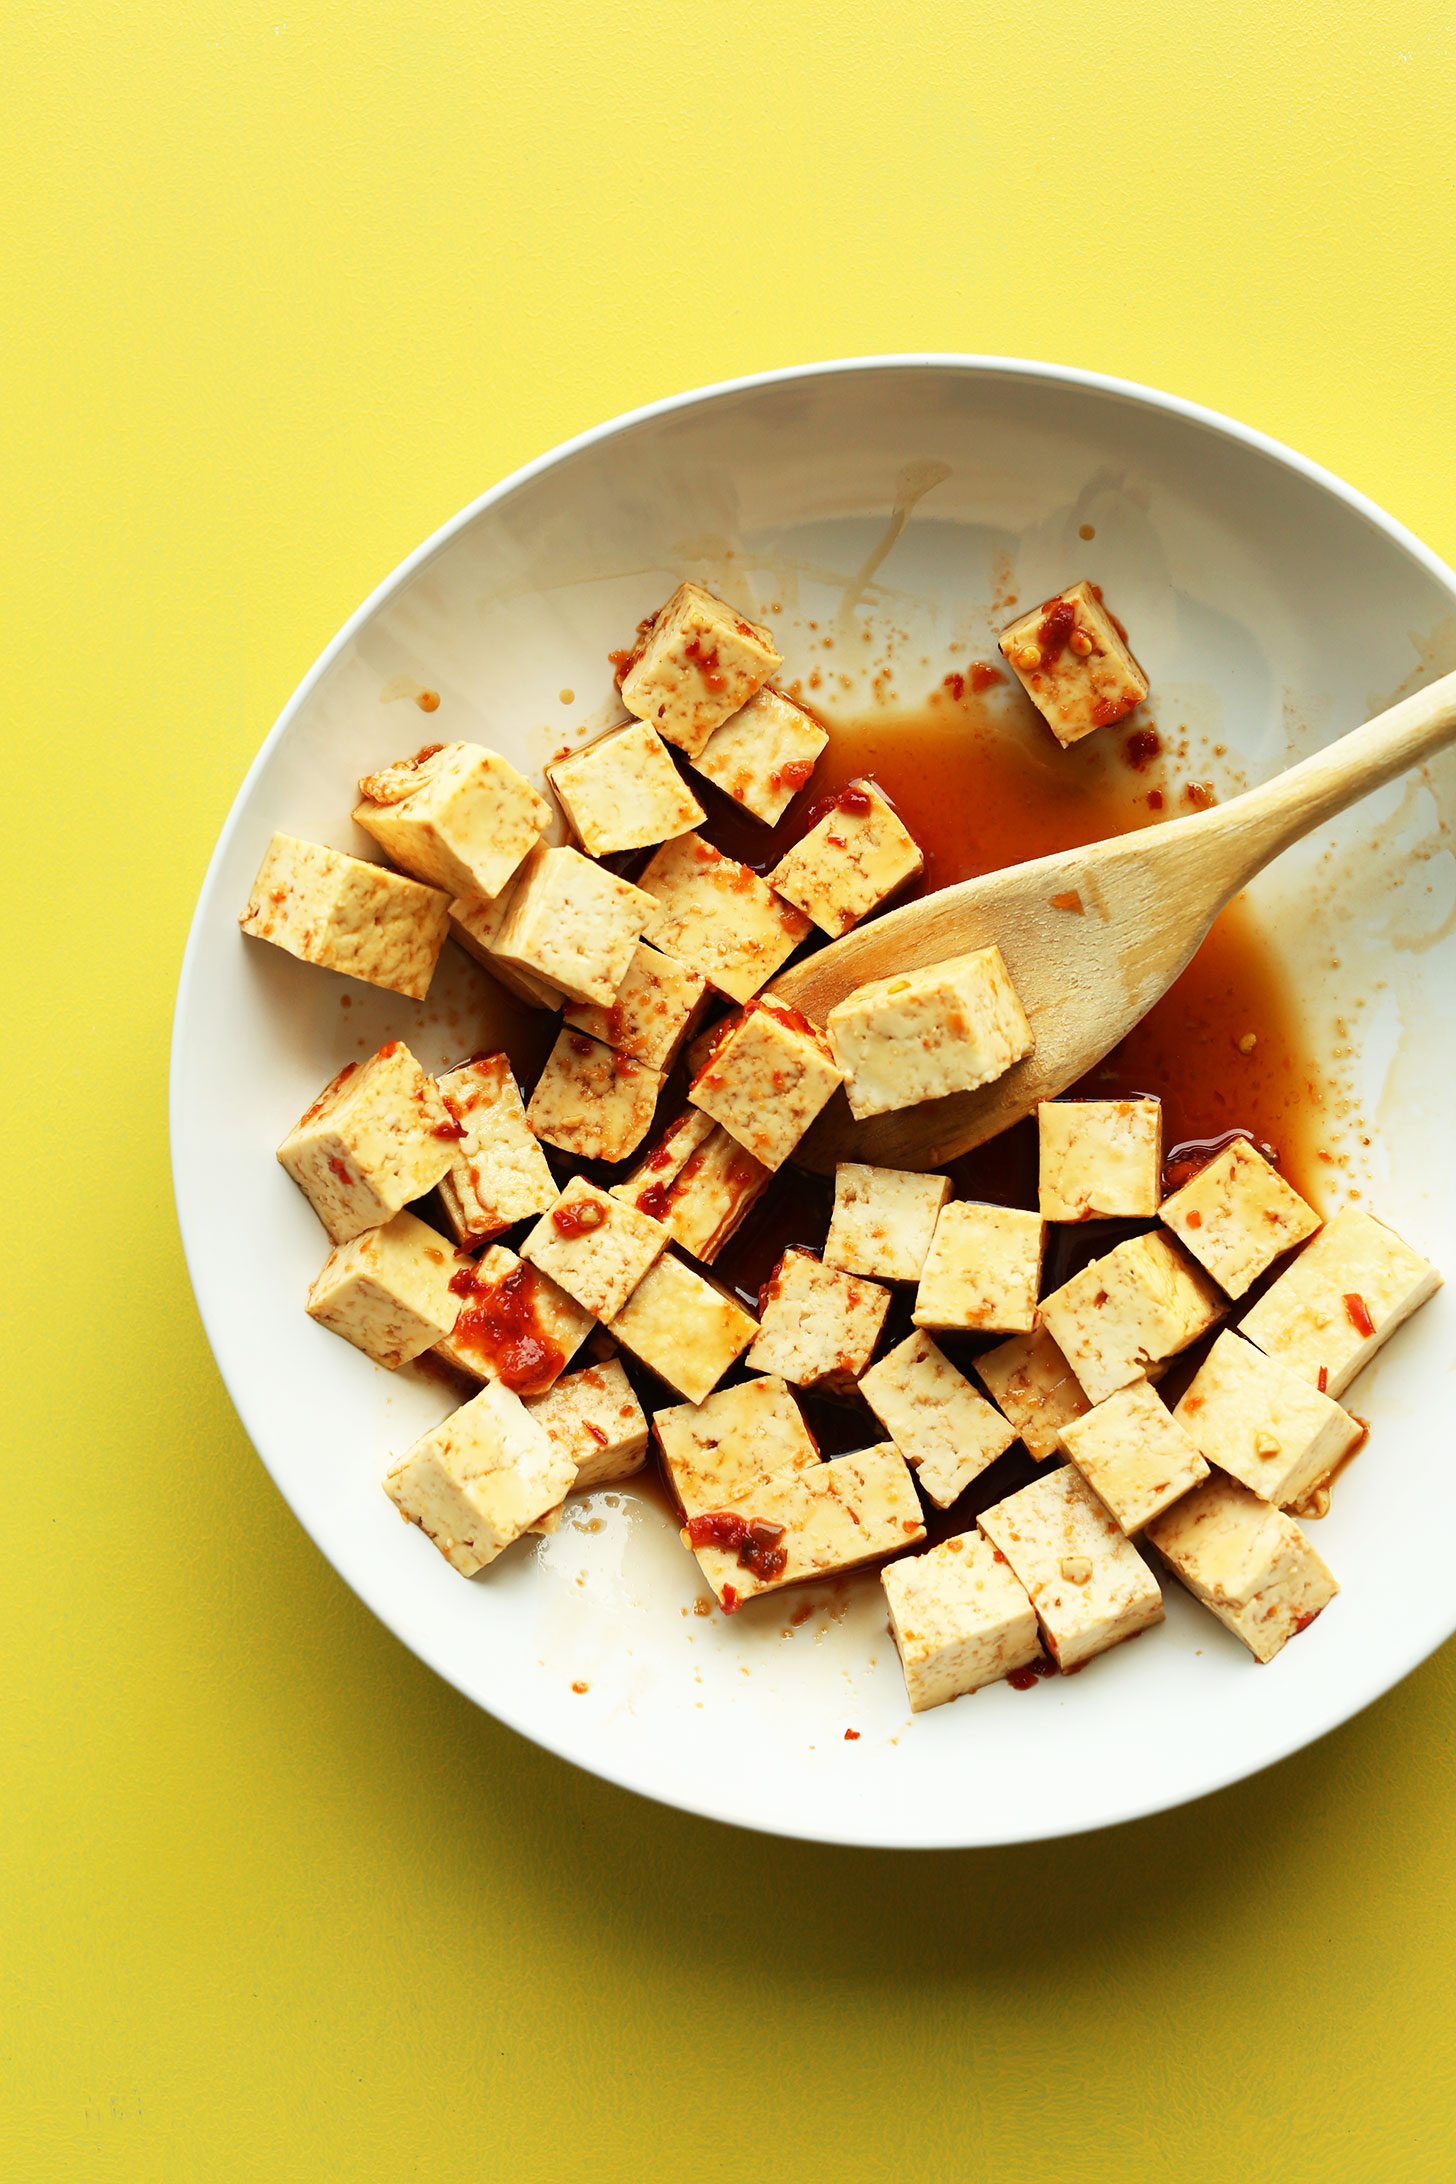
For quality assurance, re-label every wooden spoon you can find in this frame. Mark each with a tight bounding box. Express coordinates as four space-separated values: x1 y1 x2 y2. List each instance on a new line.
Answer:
773 667 1456 1175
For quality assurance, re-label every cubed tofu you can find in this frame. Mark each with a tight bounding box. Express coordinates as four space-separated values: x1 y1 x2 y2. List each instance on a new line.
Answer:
653 1375 820 1519
449 880 566 1010
1239 1205 1442 1398
277 1041 457 1243
546 717 705 857
524 1359 649 1489
745 1248 892 1394
882 1534 1042 1711
1038 1230 1225 1405
824 1163 951 1284
240 832 450 1000
1057 1379 1209 1536
1145 1472 1338 1662
306 1209 460 1369
687 998 844 1172
914 1202 1045 1335
998 580 1149 748
1174 1329 1364 1509
1038 1098 1163 1221
520 1178 667 1323
353 741 552 900
619 582 781 758
637 833 810 1004
489 841 655 1009
525 1029 664 1164
562 942 707 1073
690 687 828 824
610 1109 770 1264
383 1379 575 1576
434 1242 593 1396
826 946 1034 1121
607 1253 757 1405
769 780 924 938
860 1330 1017 1509
1159 1137 1321 1298
685 1444 925 1610
435 1053 557 1245
979 1465 1164 1671
974 1325 1091 1461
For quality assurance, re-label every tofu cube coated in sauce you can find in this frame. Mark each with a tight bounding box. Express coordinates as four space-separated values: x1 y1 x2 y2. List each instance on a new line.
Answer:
974 1325 1091 1461
1238 1205 1441 1398
240 832 450 1000
306 1209 461 1371
277 1040 458 1244
619 582 782 758
607 1253 758 1406
745 1248 893 1395
521 1178 668 1324
610 1108 770 1265
1038 1097 1163 1221
998 580 1149 748
435 1053 557 1246
979 1464 1164 1672
449 879 566 1010
685 1444 925 1611
1038 1229 1225 1405
914 1201 1045 1335
688 998 844 1172
434 1243 593 1397
691 687 827 824
882 1534 1042 1711
860 1330 1018 1509
488 841 655 1009
637 833 810 1004
1057 1379 1209 1536
525 1029 664 1165
1173 1329 1364 1509
823 1163 951 1284
826 945 1033 1121
383 1379 576 1576
768 779 924 937
1159 1135 1321 1298
546 717 705 857
1145 1472 1337 1663
525 1359 649 1490
654 1376 820 1519
562 942 707 1074
353 741 552 901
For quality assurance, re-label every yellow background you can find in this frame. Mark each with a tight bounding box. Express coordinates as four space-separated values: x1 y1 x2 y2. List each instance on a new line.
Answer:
5 4 1456 2178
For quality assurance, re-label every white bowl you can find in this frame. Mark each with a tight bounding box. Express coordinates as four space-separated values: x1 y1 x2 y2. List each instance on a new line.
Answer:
172 357 1456 1847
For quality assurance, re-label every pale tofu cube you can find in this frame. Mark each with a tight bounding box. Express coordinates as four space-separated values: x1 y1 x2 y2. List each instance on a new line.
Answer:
1239 1205 1442 1398
449 880 566 1010
745 1248 892 1395
1038 1230 1225 1405
611 1109 770 1264
489 841 655 1009
1159 1136 1321 1298
353 741 552 900
685 1445 925 1610
1174 1329 1364 1509
524 1359 648 1489
769 780 924 937
637 833 810 1004
562 942 707 1072
691 687 827 824
383 1379 575 1576
826 946 1034 1121
979 1465 1164 1671
998 579 1149 748
435 1054 557 1245
306 1209 460 1369
240 832 450 1000
653 1375 820 1518
1057 1380 1209 1536
860 1330 1017 1509
1038 1098 1163 1221
974 1326 1091 1460
607 1253 757 1404
687 999 843 1172
882 1533 1042 1710
914 1202 1045 1335
619 582 781 758
277 1040 457 1243
521 1178 667 1323
1145 1472 1338 1662
546 717 705 857
434 1243 593 1396
824 1163 951 1284
525 1029 664 1164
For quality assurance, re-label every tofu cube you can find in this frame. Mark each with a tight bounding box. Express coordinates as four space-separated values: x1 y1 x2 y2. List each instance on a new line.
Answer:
685 1445 925 1610
521 1178 667 1323
637 833 810 1004
860 1330 1017 1508
690 687 827 824
914 1202 1045 1335
383 1379 575 1576
434 1243 593 1396
653 1375 820 1519
562 942 707 1073
524 1029 664 1164
824 1163 951 1284
353 741 552 900
882 1534 1042 1710
1038 1098 1163 1221
524 1359 649 1489
1057 1379 1209 1535
998 579 1149 748
1038 1230 1225 1405
687 998 844 1172
306 1209 460 1369
435 1053 557 1245
1159 1136 1321 1298
449 880 566 1010
488 841 655 1009
768 780 924 937
619 582 782 758
1239 1205 1442 1398
826 946 1034 1121
974 1326 1091 1460
745 1248 892 1394
607 1253 757 1405
277 1040 457 1243
546 717 705 857
1174 1329 1364 1509
979 1465 1164 1671
611 1108 770 1264
1145 1472 1338 1662
240 832 450 1000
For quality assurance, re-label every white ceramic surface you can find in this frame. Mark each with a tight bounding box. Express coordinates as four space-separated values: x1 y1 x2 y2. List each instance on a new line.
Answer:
171 357 1456 1847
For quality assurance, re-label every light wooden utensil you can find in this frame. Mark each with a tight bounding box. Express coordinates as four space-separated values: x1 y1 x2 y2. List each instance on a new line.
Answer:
774 667 1456 1174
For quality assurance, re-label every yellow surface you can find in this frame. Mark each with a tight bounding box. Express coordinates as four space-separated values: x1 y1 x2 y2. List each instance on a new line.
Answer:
5 3 1456 2177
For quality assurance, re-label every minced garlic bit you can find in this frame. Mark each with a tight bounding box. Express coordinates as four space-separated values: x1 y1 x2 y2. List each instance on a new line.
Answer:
1237 1032 1258 1055
1059 1555 1092 1586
